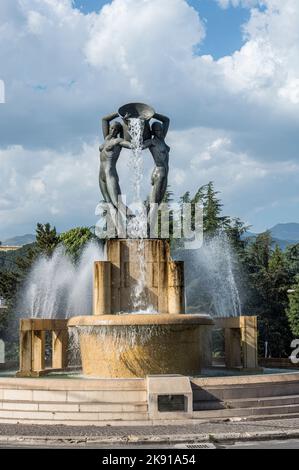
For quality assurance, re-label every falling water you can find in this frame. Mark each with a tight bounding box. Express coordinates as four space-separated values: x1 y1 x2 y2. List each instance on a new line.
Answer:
127 118 149 312
183 233 242 318
18 241 104 319
70 324 167 359
128 118 144 203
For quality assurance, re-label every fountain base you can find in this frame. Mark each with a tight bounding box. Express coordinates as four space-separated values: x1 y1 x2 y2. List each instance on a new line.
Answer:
68 314 214 378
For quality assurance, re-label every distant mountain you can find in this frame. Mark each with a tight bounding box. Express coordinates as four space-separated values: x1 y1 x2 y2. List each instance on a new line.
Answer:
2 234 36 246
243 231 257 238
243 223 299 250
269 223 299 242
272 238 297 250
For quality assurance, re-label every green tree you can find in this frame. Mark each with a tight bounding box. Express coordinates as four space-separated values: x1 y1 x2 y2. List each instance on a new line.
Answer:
59 226 98 261
244 236 292 357
285 244 299 281
287 277 299 337
36 223 59 257
225 217 250 253
203 182 229 237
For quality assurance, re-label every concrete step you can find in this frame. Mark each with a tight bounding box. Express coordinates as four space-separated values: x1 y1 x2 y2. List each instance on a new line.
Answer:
0 389 147 403
0 408 149 422
0 378 149 423
192 382 299 401
194 395 299 411
0 378 147 391
0 400 148 413
193 403 299 419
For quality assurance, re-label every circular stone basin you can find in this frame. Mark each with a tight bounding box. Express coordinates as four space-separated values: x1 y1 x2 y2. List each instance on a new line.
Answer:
68 314 214 378
118 102 156 121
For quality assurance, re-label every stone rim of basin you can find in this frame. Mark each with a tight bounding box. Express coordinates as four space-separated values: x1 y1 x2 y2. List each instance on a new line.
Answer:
68 314 214 327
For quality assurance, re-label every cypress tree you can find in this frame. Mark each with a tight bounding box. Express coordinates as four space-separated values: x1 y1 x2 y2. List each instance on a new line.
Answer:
287 277 299 337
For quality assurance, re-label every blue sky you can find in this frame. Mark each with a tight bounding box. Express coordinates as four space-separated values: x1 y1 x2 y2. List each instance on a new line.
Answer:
73 0 250 58
0 0 298 239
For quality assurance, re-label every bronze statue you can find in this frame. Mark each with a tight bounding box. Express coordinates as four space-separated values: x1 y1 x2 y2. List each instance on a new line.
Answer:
143 113 170 206
99 112 131 209
99 105 170 231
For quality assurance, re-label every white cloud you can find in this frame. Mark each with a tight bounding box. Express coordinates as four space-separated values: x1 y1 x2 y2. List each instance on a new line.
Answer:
168 127 299 231
216 0 261 8
279 78 299 104
0 0 298 237
0 143 99 238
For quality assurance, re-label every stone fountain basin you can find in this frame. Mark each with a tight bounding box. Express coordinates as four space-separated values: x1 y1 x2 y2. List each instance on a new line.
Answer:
68 314 214 378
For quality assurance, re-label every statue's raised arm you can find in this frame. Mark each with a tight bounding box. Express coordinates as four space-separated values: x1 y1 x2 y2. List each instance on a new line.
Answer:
102 112 121 139
153 113 170 138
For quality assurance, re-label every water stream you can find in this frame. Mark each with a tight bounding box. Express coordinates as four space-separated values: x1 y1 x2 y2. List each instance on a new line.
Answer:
127 118 149 312
18 241 104 319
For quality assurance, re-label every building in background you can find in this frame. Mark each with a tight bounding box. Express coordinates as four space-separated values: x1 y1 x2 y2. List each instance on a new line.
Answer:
0 246 21 253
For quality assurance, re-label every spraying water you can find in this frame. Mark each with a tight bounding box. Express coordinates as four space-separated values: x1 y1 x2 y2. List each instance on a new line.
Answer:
18 241 104 319
183 233 242 318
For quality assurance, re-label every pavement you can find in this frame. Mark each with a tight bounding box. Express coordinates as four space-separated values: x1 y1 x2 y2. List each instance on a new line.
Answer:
2 416 299 447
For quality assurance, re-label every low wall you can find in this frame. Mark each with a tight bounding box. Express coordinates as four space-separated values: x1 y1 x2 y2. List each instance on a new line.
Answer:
259 358 298 369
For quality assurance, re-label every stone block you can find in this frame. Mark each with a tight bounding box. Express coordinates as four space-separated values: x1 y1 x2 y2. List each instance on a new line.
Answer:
66 390 146 403
147 375 193 420
2 402 39 411
3 389 33 401
0 410 54 420
79 403 147 413
32 390 67 402
38 403 79 412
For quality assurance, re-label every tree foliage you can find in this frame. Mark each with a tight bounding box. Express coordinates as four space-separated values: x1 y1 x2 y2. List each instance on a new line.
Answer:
59 226 97 261
287 277 299 337
36 223 59 257
0 182 298 360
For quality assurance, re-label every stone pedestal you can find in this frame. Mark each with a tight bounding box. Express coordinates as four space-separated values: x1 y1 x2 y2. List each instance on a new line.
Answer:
93 239 185 315
147 375 193 420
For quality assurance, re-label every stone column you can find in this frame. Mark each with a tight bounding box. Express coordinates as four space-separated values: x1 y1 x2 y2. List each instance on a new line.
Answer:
225 328 242 368
19 330 32 375
106 240 121 313
52 330 68 369
93 261 111 315
240 316 258 369
32 330 46 372
167 261 185 315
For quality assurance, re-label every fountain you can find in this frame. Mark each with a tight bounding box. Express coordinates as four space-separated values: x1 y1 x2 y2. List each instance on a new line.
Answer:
68 103 214 378
7 103 273 427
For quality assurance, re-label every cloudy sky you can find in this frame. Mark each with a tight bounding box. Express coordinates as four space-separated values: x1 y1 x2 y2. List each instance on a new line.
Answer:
0 0 298 240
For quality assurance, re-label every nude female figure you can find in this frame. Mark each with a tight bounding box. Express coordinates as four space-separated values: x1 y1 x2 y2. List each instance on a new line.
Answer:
99 112 131 209
142 113 170 206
